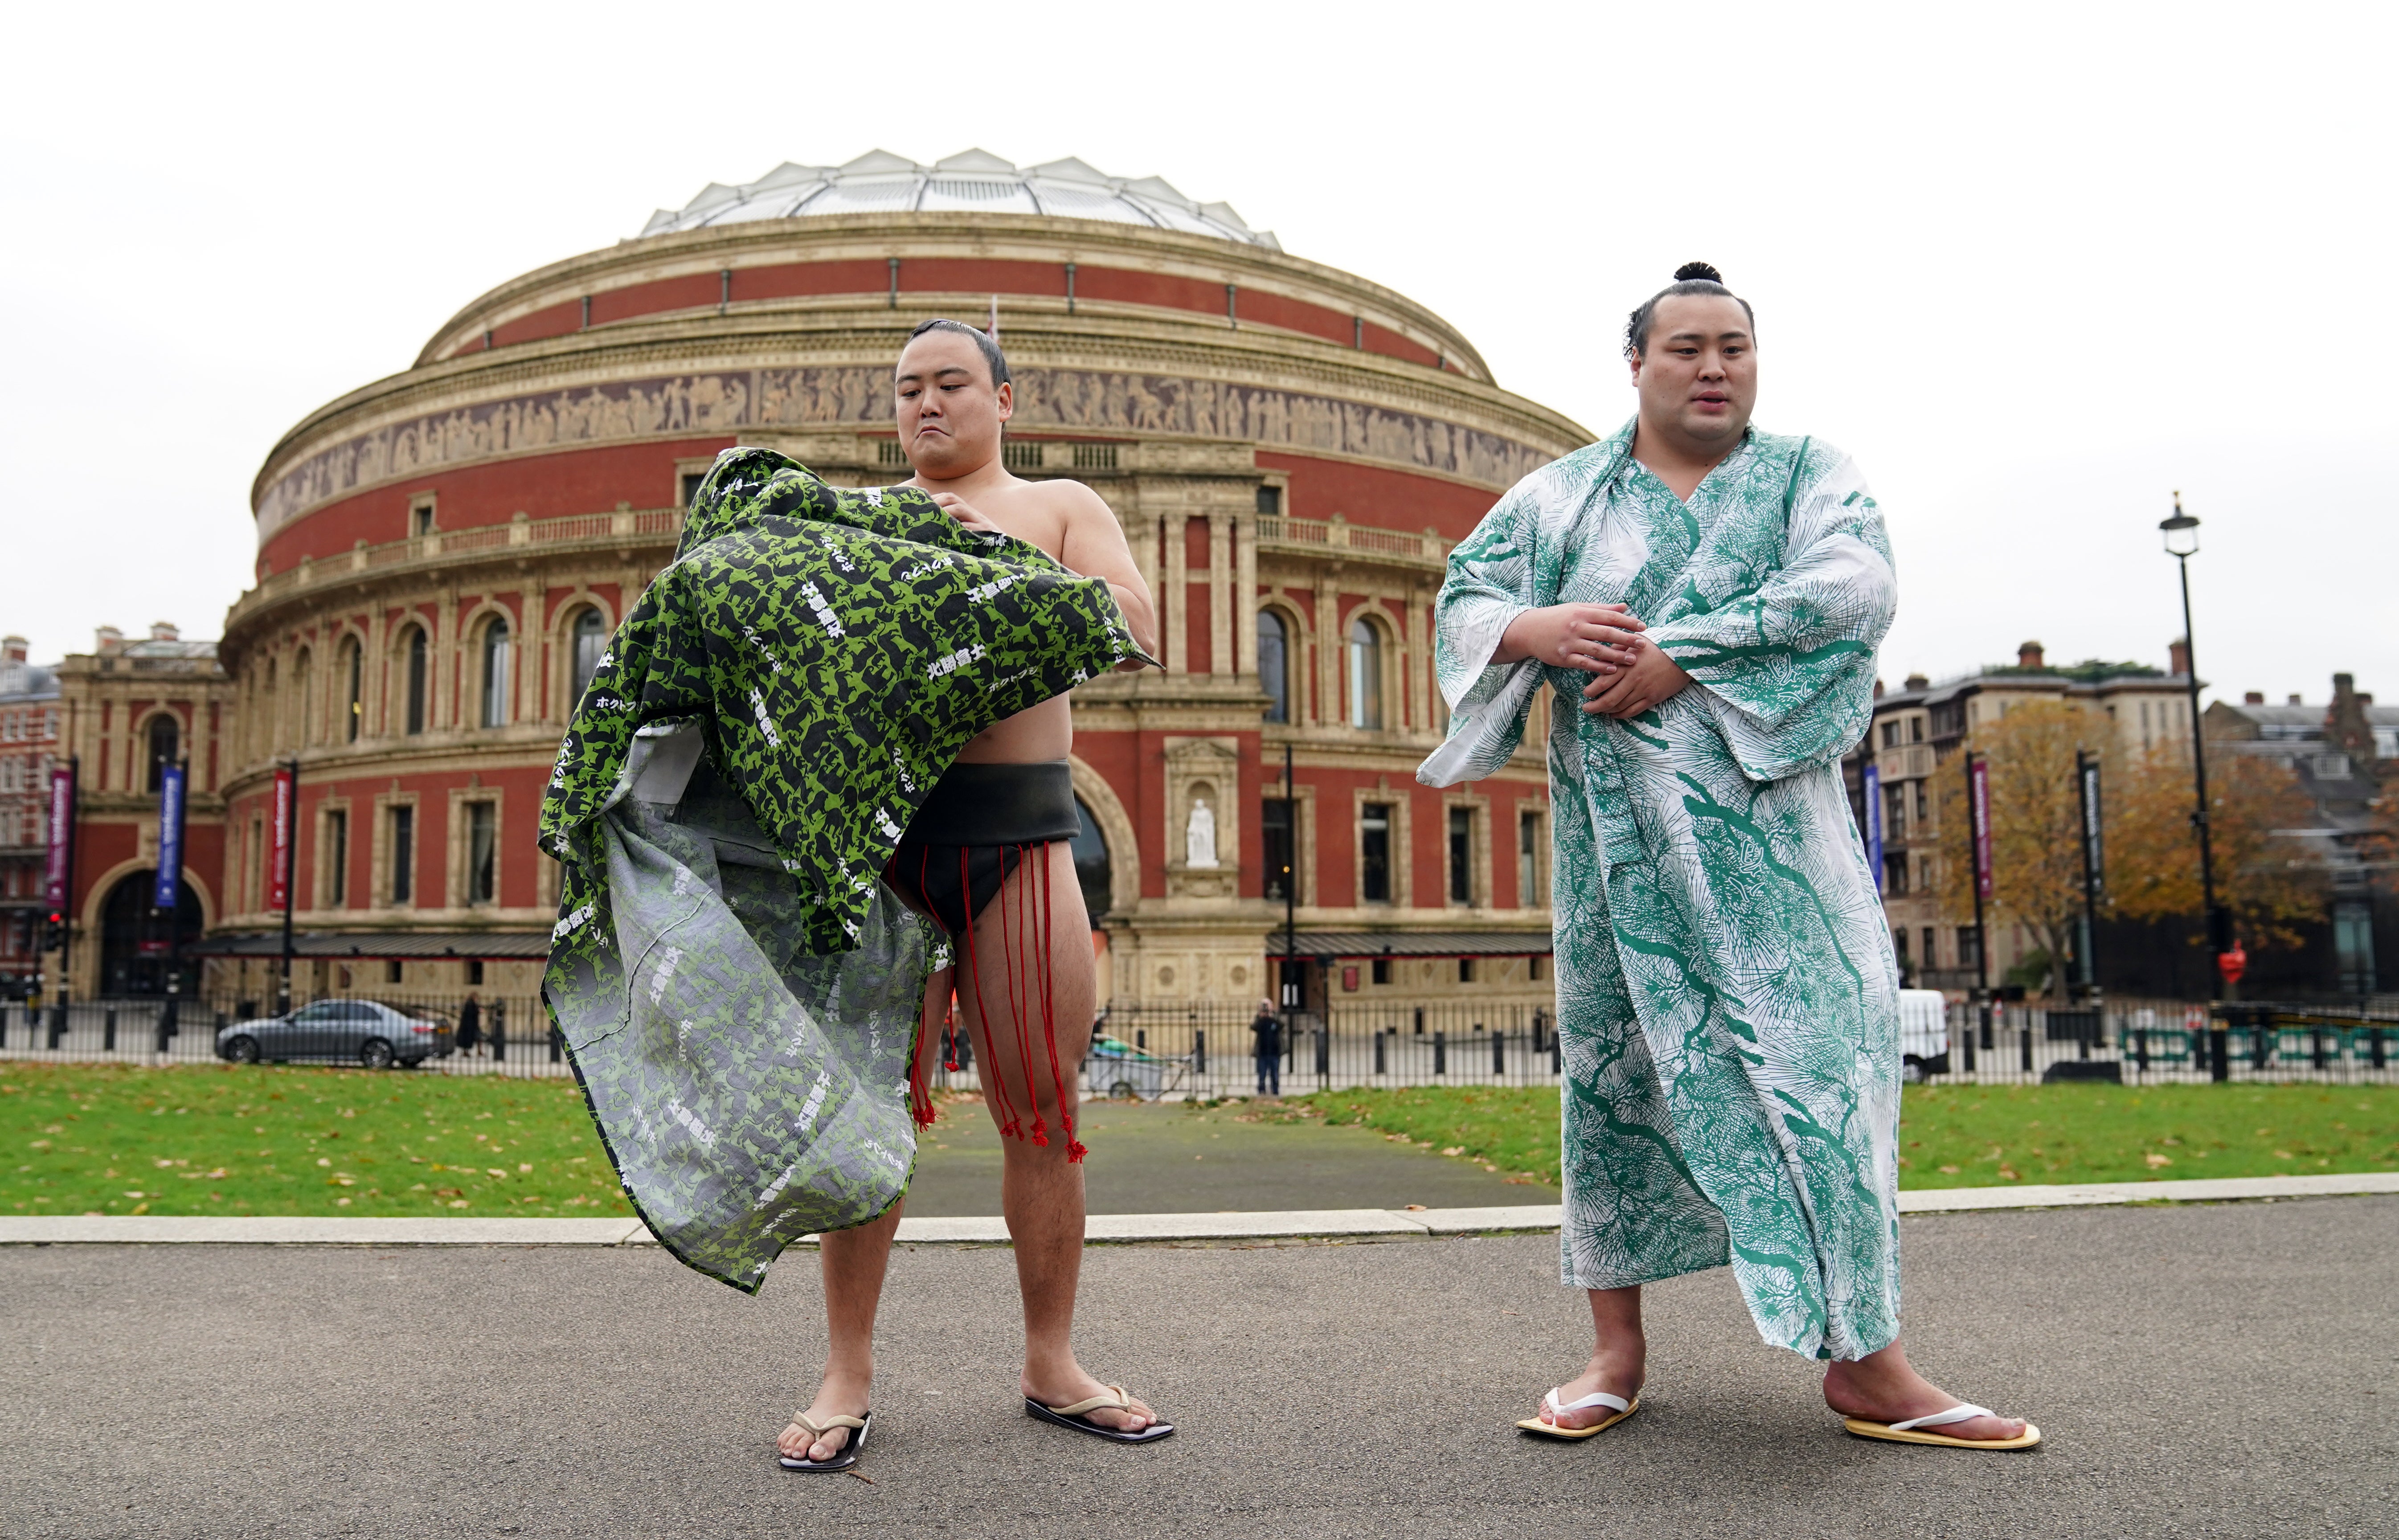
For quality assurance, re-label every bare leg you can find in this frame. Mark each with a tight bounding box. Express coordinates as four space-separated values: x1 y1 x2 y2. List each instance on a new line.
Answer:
778 1201 903 1463
1532 1284 1646 1429
959 842 1155 1434
1823 1341 2028 1442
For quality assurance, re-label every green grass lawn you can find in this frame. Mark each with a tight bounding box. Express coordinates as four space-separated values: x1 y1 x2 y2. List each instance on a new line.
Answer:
3 1062 632 1218
1290 1083 2399 1190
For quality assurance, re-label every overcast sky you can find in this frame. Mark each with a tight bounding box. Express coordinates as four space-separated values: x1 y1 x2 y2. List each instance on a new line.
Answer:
5 2 2391 707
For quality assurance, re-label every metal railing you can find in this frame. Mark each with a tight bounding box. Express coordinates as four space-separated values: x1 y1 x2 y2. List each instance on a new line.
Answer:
9 989 2389 1093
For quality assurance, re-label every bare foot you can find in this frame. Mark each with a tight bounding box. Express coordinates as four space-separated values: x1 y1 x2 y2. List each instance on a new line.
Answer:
778 1372 871 1464
1824 1342 2027 1443
1023 1368 1158 1434
1531 1343 1645 1431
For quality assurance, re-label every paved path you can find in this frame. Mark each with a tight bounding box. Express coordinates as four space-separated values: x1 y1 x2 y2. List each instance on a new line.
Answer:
6 1196 2394 1538
905 1099 1541 1214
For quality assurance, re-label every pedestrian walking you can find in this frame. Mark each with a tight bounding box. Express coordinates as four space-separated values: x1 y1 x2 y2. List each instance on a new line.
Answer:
1249 999 1281 1097
457 992 483 1056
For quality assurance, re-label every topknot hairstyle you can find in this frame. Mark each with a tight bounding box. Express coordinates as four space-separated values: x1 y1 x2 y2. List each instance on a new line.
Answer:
903 317 1012 389
1623 262 1756 360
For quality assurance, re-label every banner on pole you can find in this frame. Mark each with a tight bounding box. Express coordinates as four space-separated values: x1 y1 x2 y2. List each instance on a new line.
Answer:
268 766 295 913
1862 762 1884 893
2077 754 2104 896
43 765 74 911
154 763 187 911
1969 755 1994 901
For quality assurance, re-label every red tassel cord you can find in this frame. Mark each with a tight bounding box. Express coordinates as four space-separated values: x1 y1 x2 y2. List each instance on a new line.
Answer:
960 846 1022 1140
1002 844 1049 1147
1033 849 1085 1163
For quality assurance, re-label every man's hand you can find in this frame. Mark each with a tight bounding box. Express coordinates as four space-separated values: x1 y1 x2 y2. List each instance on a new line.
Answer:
930 491 1000 535
1581 637 1692 718
1495 603 1645 673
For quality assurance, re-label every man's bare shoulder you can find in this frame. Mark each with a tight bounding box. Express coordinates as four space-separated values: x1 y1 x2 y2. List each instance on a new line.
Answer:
1011 475 1118 524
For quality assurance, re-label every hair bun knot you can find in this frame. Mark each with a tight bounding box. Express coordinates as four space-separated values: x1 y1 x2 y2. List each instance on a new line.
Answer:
1673 261 1724 284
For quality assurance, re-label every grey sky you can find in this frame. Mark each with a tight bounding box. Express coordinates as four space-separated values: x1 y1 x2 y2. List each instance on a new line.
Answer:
4 2 2390 708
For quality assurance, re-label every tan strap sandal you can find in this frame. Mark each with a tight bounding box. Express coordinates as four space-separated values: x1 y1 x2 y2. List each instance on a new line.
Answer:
778 1409 872 1471
1025 1384 1175 1443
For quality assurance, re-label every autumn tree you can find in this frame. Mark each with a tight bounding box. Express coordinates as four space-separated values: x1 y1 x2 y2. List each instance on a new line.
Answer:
1934 699 2115 1005
2108 743 2325 952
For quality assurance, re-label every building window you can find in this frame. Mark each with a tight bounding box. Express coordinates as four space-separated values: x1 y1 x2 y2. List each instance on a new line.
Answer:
680 471 707 508
1883 852 1909 894
403 627 428 734
1921 927 1937 969
2315 752 2352 779
1529 954 1545 982
1893 927 1912 970
1957 926 1981 971
1371 958 1390 985
1448 807 1474 904
1881 721 1901 748
1884 782 1907 838
1347 618 1383 729
1360 802 1392 902
1258 610 1290 723
326 811 348 909
467 802 498 905
1458 958 1475 983
479 616 512 729
145 714 179 792
1261 797 1294 902
386 960 403 984
571 608 608 701
1911 716 1925 743
411 499 435 537
390 806 415 905
1519 810 1543 905
340 637 362 743
1256 485 1281 516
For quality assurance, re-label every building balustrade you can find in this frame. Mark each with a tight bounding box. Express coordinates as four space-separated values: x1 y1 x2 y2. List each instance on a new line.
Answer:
236 507 688 622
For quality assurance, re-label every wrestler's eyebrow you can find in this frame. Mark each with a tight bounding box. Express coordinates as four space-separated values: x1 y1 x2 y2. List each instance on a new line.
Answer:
895 366 976 384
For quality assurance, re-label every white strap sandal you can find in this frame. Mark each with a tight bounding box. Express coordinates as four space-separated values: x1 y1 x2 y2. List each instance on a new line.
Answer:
778 1409 872 1470
1843 1402 2042 1450
1516 1386 1641 1440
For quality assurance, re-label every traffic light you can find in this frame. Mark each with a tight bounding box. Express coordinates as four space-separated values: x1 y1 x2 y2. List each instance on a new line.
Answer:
42 910 64 954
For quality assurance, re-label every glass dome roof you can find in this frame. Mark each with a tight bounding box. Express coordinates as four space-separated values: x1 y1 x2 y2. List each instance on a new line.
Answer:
639 149 1280 250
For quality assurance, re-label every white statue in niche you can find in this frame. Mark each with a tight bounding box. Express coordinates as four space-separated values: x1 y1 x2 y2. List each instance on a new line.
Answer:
1185 796 1220 868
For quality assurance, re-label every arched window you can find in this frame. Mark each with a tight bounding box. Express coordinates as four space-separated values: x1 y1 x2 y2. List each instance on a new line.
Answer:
479 616 512 729
1257 610 1290 724
339 637 363 743
145 714 180 792
1070 795 1111 920
261 658 277 758
403 627 428 735
570 608 608 701
1347 618 1383 730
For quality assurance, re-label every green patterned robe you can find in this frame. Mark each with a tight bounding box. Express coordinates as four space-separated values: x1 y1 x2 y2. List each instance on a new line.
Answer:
1421 421 1903 1360
542 449 1146 1293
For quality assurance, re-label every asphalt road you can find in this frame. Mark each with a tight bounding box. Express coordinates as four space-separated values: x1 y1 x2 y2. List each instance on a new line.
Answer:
5 1198 2395 1539
906 1099 1540 1215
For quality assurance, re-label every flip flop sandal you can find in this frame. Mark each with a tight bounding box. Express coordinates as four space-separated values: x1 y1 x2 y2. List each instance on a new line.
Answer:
1517 1388 1641 1440
1024 1385 1175 1444
778 1409 872 1470
1842 1404 2041 1450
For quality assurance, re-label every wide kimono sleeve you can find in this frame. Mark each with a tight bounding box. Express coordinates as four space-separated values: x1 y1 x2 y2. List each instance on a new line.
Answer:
1645 449 1896 781
1418 475 1546 788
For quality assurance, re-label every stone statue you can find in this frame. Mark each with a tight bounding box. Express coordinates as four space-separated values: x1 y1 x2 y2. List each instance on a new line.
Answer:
1185 797 1219 868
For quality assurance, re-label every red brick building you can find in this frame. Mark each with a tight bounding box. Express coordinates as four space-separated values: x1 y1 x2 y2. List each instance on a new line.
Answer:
104 152 1594 1011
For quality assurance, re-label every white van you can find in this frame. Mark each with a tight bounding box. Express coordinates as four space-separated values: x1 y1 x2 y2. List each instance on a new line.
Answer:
1899 989 1951 1080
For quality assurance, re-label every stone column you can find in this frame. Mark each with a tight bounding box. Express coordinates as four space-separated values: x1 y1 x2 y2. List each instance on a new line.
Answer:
1235 514 1259 678
1404 588 1427 731
1208 511 1233 678
520 583 543 725
1163 511 1189 676
1315 567 1340 726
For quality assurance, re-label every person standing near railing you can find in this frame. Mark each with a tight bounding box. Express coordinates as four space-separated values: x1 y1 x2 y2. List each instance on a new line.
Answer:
1250 999 1282 1098
1422 264 2036 1451
457 992 483 1057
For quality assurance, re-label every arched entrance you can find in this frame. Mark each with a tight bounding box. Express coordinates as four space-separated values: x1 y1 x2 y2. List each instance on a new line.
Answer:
98 872 203 997
1070 795 1112 921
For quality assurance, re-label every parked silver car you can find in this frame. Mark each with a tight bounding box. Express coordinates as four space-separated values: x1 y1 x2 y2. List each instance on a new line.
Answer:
217 1000 453 1069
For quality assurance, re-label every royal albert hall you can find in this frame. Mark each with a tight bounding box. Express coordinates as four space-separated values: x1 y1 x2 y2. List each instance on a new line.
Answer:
201 150 1589 1013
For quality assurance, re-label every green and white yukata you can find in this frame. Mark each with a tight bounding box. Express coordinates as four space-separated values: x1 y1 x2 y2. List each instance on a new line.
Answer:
1420 422 1904 1361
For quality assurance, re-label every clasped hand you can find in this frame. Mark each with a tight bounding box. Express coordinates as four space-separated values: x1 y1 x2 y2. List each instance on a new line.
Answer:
1495 602 1692 720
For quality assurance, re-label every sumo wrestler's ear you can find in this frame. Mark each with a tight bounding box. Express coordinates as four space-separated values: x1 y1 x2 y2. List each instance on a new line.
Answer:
994 380 1013 422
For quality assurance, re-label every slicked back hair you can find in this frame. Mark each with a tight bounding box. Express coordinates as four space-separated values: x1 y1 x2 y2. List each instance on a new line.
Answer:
903 317 1011 389
1624 263 1756 361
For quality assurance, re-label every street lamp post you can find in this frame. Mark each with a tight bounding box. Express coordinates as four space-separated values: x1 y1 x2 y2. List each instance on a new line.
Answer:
2160 495 2235 1080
